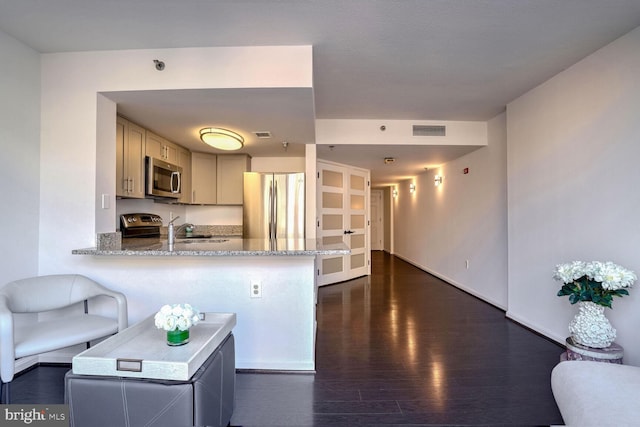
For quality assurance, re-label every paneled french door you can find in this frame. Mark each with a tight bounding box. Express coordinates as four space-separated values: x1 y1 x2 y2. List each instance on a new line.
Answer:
316 160 371 286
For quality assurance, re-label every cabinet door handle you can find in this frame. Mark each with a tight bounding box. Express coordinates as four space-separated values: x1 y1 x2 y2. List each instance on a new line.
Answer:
344 230 355 234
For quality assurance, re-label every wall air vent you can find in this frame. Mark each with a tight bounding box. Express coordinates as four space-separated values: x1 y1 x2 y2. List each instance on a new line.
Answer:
253 131 272 139
413 125 446 137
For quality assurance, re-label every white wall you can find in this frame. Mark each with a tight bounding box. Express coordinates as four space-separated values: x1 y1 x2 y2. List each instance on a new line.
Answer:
0 31 40 285
393 113 508 309
34 46 316 370
507 27 640 365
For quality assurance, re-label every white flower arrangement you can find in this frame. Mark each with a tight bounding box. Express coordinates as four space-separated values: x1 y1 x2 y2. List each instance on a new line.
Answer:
555 261 636 308
154 303 200 332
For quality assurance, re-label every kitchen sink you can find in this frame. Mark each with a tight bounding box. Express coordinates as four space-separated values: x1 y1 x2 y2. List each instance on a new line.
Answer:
177 234 213 239
177 238 230 244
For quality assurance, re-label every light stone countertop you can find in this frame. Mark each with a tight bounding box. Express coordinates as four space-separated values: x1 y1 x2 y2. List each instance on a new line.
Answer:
72 236 350 257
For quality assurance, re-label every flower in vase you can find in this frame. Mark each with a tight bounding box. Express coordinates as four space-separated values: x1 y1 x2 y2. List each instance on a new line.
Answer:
154 303 200 331
554 261 636 308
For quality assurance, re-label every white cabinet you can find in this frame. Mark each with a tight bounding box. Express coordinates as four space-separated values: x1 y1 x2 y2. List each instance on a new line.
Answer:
177 147 192 204
146 131 178 164
116 116 146 198
216 154 251 205
191 152 217 204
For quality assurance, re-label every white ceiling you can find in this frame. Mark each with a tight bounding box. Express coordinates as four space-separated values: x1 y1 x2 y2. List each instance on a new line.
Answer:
2 0 640 185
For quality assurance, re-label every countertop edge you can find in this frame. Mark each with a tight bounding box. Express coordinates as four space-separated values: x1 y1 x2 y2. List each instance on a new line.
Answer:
72 248 348 256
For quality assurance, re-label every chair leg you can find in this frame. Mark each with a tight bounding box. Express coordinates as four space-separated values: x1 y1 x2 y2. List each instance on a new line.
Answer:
0 381 9 404
84 299 91 349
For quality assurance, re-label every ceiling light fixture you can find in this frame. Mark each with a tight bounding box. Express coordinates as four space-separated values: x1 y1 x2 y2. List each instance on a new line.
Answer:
199 128 244 151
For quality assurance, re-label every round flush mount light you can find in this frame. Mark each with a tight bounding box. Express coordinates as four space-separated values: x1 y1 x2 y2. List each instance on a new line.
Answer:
199 128 244 151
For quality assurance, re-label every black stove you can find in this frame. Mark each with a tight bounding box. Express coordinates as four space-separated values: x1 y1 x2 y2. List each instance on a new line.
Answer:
120 213 163 238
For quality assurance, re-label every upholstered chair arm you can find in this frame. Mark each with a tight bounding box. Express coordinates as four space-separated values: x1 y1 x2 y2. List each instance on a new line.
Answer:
0 295 15 383
104 289 128 331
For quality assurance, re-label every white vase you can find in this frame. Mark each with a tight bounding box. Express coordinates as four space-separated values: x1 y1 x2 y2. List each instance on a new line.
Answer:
569 301 616 348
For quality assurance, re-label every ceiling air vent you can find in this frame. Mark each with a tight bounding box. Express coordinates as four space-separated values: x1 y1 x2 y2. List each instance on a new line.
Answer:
253 131 272 139
413 125 446 137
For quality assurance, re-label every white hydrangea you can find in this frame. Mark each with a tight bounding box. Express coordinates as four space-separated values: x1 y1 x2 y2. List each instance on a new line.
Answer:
154 303 201 331
554 261 587 283
554 260 636 290
591 261 637 291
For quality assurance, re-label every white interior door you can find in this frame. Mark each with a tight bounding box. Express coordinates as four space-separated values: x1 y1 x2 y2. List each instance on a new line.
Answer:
317 160 371 286
370 189 383 250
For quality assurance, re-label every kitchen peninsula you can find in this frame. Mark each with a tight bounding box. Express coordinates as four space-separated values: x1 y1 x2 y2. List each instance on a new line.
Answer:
73 237 348 257
72 235 349 372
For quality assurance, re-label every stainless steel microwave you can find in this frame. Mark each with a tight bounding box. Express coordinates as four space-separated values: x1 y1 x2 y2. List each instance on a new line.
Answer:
146 156 182 199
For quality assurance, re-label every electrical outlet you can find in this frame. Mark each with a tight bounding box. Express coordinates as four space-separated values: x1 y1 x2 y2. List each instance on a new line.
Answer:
250 280 262 298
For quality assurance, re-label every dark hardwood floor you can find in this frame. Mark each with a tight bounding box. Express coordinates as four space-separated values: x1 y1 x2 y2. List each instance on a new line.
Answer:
6 252 565 426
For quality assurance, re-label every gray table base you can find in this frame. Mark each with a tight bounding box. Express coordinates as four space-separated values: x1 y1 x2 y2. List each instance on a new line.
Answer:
65 334 235 427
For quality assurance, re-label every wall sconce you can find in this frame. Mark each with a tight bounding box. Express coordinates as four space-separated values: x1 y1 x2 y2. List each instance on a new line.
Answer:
392 188 398 198
200 127 244 150
409 183 416 193
434 175 443 186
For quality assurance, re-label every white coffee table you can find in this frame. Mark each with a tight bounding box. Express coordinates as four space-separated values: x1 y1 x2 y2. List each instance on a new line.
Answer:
72 312 236 380
66 312 237 427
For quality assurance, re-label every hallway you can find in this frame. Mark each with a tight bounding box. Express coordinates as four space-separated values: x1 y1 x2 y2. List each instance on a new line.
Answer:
9 252 565 425
232 251 564 426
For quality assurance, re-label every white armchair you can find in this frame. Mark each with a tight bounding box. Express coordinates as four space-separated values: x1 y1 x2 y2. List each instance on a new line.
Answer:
0 274 127 403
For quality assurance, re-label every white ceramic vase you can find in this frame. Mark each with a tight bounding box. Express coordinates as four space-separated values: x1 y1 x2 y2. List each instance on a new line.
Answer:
569 301 616 348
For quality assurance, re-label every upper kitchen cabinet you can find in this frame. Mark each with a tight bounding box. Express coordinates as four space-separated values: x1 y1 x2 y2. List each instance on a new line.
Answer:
116 116 146 199
191 152 217 205
217 154 251 205
177 146 192 205
146 131 179 164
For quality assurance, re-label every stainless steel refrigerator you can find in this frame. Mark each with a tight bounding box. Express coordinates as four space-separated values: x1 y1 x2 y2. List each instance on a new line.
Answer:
243 172 305 239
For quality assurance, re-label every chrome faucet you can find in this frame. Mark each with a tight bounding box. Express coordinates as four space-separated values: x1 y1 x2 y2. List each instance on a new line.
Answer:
167 216 180 250
175 223 195 237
